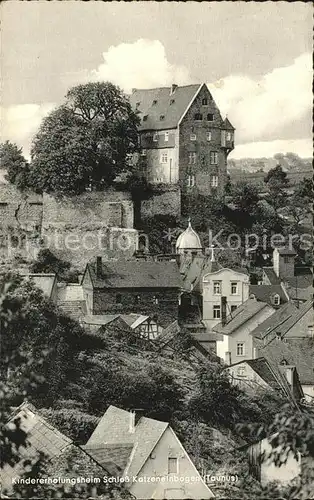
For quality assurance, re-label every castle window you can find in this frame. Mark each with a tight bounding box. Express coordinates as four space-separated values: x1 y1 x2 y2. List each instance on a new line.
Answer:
213 281 221 295
140 149 147 156
160 115 165 121
187 175 195 187
202 98 208 105
194 113 203 121
143 115 148 121
210 152 218 165
188 152 197 165
168 457 178 474
206 131 212 141
152 100 157 105
0 203 8 208
190 133 196 141
226 132 232 141
134 295 140 305
164 132 169 142
153 132 158 142
211 175 218 187
207 113 214 121
213 305 221 319
161 152 168 164
116 294 122 305
236 342 245 356
153 296 159 305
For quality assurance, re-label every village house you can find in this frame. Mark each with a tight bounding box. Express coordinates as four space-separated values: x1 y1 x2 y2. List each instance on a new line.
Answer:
213 298 275 365
82 313 162 340
262 247 313 304
20 272 58 301
225 357 304 405
243 434 302 487
0 402 112 496
251 299 314 403
85 405 214 499
129 83 234 200
81 257 183 328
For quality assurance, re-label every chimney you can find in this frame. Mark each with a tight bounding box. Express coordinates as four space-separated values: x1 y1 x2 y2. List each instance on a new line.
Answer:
129 410 135 434
225 351 231 365
170 84 178 96
210 245 215 262
129 408 145 433
221 296 227 326
96 256 102 278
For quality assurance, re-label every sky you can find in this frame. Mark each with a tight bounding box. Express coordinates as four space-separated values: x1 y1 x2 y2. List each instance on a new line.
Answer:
1 1 312 159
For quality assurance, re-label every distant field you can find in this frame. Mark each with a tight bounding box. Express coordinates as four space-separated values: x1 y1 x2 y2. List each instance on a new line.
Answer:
229 169 312 188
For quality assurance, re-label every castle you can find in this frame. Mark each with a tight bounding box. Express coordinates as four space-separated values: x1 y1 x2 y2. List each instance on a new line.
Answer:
129 83 235 199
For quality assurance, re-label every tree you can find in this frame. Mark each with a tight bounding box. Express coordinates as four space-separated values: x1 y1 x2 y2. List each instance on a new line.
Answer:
0 141 30 189
30 248 80 282
231 181 259 214
264 164 288 186
27 82 140 195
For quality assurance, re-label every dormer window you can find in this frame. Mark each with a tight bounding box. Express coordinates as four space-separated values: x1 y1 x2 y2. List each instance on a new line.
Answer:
202 98 208 106
207 113 214 121
152 100 157 105
272 294 281 306
143 115 148 121
194 113 202 121
160 115 165 121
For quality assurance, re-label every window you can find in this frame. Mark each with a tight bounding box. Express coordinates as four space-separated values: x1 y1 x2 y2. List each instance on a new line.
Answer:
134 295 140 305
284 256 290 264
213 281 221 295
168 458 178 474
136 102 140 109
237 366 246 378
152 100 157 105
213 305 221 319
226 132 232 141
164 132 169 142
206 131 212 141
207 113 214 121
210 152 218 165
153 132 158 142
143 115 148 122
189 152 197 164
231 305 237 313
194 113 203 121
187 175 195 187
236 342 245 356
202 98 208 105
190 133 197 141
160 115 165 121
153 296 159 305
161 152 168 164
211 175 218 187
308 325 314 338
231 282 238 295
273 294 280 306
170 99 175 105
116 294 122 304
140 149 147 156
0 203 8 207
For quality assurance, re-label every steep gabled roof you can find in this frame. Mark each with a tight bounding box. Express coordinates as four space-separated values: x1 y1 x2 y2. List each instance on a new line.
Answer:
262 267 281 285
21 273 57 298
86 405 168 479
256 338 314 385
129 84 201 131
82 442 134 476
250 300 312 340
87 260 183 289
223 117 235 130
213 299 271 335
